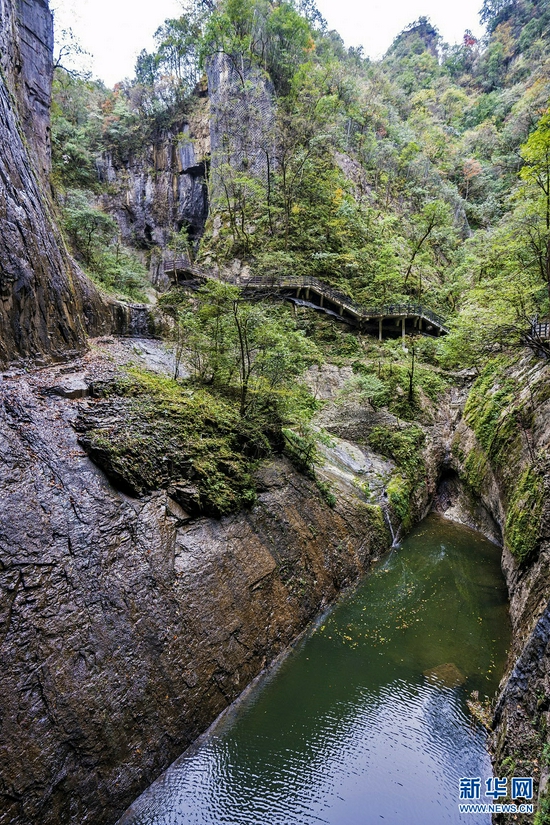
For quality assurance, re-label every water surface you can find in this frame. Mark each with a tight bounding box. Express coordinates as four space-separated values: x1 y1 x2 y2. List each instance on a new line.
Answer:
119 514 510 825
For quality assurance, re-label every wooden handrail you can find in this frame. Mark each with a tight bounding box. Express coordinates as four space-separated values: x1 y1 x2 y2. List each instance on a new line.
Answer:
163 259 450 334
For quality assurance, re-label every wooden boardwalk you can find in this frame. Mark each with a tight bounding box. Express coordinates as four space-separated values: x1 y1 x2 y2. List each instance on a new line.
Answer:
164 258 449 339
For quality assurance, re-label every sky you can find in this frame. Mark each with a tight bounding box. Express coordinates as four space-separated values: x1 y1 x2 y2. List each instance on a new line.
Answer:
51 0 486 88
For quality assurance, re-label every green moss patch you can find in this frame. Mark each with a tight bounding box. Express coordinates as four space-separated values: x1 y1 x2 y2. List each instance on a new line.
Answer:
368 424 426 530
504 467 544 564
463 357 519 467
76 369 270 517
462 446 489 495
368 424 426 479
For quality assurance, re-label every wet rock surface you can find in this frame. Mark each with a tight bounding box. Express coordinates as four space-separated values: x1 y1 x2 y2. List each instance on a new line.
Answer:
433 355 550 823
0 341 388 825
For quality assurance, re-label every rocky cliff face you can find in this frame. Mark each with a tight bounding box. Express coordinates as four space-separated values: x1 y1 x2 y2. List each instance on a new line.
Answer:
206 52 274 199
1 0 53 179
438 354 550 822
0 0 111 367
0 341 390 825
98 101 210 288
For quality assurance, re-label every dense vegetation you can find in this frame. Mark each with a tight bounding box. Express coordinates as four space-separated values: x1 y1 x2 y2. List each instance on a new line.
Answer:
52 0 550 527
52 0 550 354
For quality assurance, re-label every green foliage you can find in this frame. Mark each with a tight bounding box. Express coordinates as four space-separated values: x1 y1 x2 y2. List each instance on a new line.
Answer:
534 793 550 825
201 0 313 94
350 355 448 421
50 0 550 372
282 426 318 475
157 282 329 494
142 13 202 92
337 373 386 406
369 424 426 529
51 70 105 191
61 190 149 299
368 424 426 481
540 742 550 767
316 479 337 507
159 282 321 419
62 189 118 263
441 194 550 366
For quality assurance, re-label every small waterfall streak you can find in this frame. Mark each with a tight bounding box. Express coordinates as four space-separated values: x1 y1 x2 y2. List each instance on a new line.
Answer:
382 503 399 548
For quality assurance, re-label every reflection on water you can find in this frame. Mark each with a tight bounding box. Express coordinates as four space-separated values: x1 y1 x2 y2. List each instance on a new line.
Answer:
119 514 510 825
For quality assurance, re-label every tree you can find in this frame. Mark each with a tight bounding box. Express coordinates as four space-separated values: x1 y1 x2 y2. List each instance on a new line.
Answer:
403 200 452 294
462 158 483 200
480 0 514 30
161 282 320 419
62 190 118 264
443 211 547 366
152 14 202 91
519 110 550 304
52 27 91 78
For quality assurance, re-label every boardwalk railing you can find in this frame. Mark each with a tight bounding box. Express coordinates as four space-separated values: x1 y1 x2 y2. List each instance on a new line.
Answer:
532 319 550 340
244 275 449 331
163 259 449 335
164 257 205 279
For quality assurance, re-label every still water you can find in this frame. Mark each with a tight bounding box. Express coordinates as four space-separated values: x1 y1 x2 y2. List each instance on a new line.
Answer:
119 514 510 825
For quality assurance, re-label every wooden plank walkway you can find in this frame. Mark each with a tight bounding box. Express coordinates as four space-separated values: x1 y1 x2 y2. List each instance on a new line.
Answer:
164 258 449 338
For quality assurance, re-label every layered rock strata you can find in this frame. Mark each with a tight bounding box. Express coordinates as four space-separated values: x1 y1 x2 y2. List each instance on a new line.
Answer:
0 343 390 825
0 0 110 367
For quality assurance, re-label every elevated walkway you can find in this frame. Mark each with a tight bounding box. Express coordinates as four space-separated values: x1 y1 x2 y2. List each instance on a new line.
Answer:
164 259 449 339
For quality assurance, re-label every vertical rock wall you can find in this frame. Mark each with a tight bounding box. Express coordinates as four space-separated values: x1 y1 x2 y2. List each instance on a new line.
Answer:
1 0 54 179
98 103 210 288
0 0 109 367
446 356 550 822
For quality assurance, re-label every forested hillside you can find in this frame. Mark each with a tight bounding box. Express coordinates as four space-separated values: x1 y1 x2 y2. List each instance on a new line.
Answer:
44 0 550 534
51 0 550 363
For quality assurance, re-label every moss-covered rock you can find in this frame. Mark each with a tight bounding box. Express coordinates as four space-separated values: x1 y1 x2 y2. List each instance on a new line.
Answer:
367 423 426 531
76 369 269 517
504 465 545 564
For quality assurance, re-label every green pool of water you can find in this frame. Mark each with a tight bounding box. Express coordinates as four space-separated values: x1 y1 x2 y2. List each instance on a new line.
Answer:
119 514 511 825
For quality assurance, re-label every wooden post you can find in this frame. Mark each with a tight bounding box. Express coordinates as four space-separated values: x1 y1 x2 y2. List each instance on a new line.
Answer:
379 317 383 342
305 288 310 300
319 294 324 308
402 317 406 345
419 317 422 332
339 305 344 316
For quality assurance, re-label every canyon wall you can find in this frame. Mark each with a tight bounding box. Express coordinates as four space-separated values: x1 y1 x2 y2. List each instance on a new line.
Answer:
0 0 110 367
98 99 210 288
442 354 550 822
0 352 389 825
